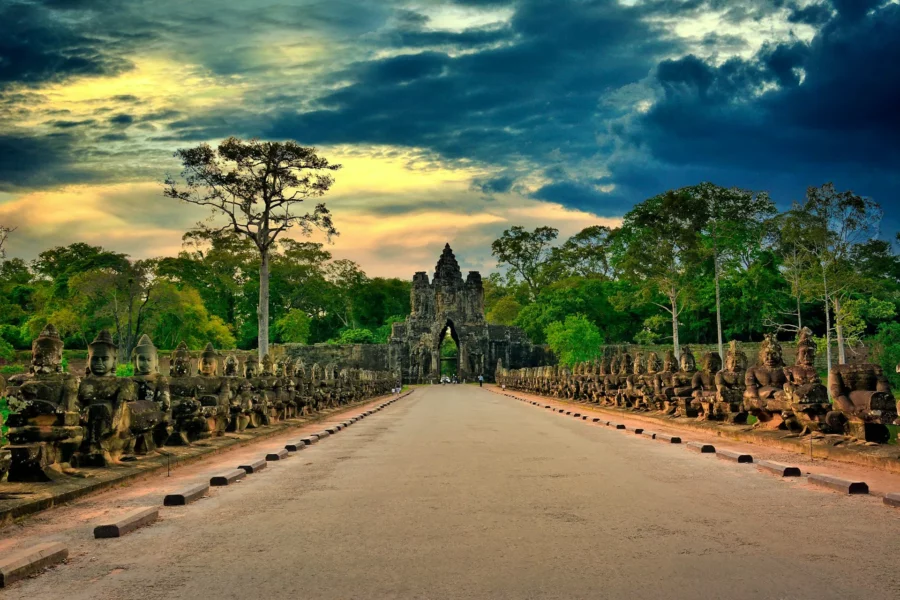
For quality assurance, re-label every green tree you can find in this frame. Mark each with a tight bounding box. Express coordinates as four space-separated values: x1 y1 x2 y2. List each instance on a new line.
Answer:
781 183 885 371
165 137 341 359
330 328 377 344
491 225 559 299
612 188 708 358
487 296 522 325
274 309 312 344
545 315 604 366
691 183 776 358
549 225 616 279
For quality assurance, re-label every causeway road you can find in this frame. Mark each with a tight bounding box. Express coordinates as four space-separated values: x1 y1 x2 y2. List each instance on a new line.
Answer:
4 385 900 599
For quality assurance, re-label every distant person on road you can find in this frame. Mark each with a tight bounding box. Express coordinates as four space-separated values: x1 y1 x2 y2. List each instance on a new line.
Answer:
478 375 483 387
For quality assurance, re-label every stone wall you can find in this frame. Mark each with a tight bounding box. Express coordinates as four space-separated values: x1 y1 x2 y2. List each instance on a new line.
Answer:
281 343 391 372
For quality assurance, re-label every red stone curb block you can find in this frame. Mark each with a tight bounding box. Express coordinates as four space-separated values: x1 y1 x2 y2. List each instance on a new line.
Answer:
0 542 68 588
94 506 159 539
284 440 306 452
687 442 715 453
582 416 589 420
592 417 602 423
315 430 331 438
210 469 246 486
326 426 339 434
303 435 319 444
163 482 209 506
266 448 289 461
807 473 868 495
613 423 626 430
545 405 551 409
884 493 900 508
655 433 681 443
716 450 753 463
239 458 267 473
573 413 581 417
641 431 657 439
625 426 644 434
756 460 801 477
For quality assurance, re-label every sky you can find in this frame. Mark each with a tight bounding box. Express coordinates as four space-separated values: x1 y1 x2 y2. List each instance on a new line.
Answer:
0 0 898 277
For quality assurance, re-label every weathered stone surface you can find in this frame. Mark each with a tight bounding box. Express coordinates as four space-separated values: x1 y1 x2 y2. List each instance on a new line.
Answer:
613 424 626 430
655 434 681 443
301 435 318 444
883 492 900 508
0 542 68 588
94 506 158 538
687 442 715 453
239 458 267 473
266 449 289 461
640 431 657 439
716 450 753 463
163 483 209 506
210 469 245 486
284 441 306 452
807 473 868 494
625 426 644 434
756 460 801 477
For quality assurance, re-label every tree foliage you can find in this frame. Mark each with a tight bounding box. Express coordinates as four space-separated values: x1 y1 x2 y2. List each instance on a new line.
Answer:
545 315 604 366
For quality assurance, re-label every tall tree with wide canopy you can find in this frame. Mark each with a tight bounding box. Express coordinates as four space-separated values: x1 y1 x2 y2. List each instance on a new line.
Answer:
165 137 341 359
491 225 559 299
690 183 776 359
612 188 708 358
781 183 885 370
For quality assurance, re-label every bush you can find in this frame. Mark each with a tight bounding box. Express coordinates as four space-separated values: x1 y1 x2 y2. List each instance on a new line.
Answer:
274 309 312 344
873 322 900 390
329 328 378 344
115 363 134 377
545 314 604 366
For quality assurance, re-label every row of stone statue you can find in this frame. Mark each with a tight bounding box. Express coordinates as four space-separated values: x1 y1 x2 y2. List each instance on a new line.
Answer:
0 325 397 482
496 330 899 443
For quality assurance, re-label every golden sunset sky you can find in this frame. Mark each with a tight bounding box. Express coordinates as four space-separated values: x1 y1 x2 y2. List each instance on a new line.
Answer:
1 1 896 276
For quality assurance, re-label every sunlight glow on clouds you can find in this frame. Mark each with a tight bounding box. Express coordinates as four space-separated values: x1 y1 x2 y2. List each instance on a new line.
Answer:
1 0 898 272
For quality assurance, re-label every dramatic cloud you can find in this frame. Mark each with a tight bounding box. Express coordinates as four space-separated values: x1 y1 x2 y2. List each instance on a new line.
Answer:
0 0 898 272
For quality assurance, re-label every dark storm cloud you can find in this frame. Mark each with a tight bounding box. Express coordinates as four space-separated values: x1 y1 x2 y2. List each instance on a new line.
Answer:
269 0 680 169
0 132 93 189
607 1 900 222
0 1 134 88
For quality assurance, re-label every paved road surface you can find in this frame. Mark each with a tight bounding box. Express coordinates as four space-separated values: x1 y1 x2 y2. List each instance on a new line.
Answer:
5 386 900 599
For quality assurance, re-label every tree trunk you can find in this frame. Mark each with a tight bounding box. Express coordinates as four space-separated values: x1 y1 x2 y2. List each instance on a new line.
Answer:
796 294 803 332
833 295 846 364
822 267 833 388
714 251 724 360
258 250 270 360
671 293 681 359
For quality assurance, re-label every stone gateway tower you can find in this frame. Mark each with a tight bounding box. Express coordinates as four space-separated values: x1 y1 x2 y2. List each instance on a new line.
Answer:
389 244 547 383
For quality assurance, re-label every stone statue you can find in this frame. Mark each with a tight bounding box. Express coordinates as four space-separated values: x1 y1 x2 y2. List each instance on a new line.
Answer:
75 330 138 466
243 357 269 427
129 334 170 454
169 341 192 377
653 350 678 412
196 343 230 436
829 361 897 442
711 341 748 423
743 335 789 427
667 347 696 416
690 352 722 419
5 324 82 481
782 329 830 433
